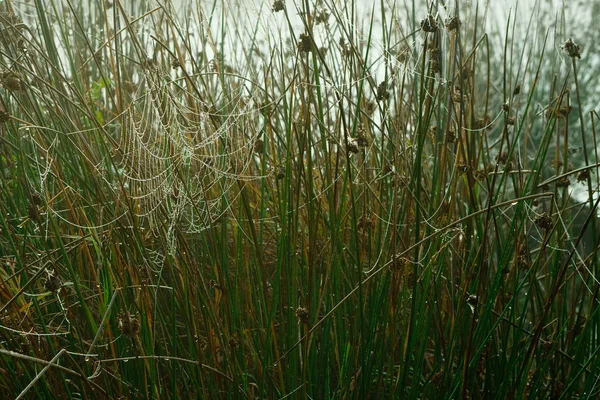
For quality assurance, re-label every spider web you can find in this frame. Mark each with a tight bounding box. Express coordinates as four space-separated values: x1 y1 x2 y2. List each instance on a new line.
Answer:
118 64 261 253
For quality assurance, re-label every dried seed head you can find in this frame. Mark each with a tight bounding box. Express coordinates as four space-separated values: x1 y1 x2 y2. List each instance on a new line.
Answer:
365 100 376 115
314 9 329 25
507 116 516 126
0 110 9 123
276 166 285 180
466 294 478 306
44 269 61 292
421 14 438 32
31 191 43 206
535 213 553 231
346 138 359 154
253 139 264 153
228 336 240 348
555 104 573 118
577 169 590 182
272 0 284 12
357 214 374 231
562 38 581 59
513 84 521 96
1 71 24 91
445 129 456 144
117 311 140 338
376 81 390 102
339 37 352 58
298 33 313 53
556 176 571 188
473 169 488 181
476 115 491 130
171 58 181 69
295 306 309 324
389 256 409 273
28 203 40 223
430 47 442 74
452 86 465 103
355 126 369 147
445 16 461 31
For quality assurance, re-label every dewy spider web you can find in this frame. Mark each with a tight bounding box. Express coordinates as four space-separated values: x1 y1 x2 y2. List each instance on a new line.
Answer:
118 64 261 253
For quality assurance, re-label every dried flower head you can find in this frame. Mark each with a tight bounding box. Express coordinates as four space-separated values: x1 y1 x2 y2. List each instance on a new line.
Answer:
0 110 9 123
254 139 264 153
298 33 313 53
445 129 456 144
555 104 573 118
475 115 491 130
556 176 571 188
535 213 553 231
276 166 285 180
421 14 438 32
117 311 140 338
577 169 590 182
430 47 442 74
44 269 61 292
346 138 359 154
1 71 24 91
445 16 461 31
355 126 369 147
28 203 40 223
562 38 581 59
295 306 309 324
473 169 488 181
315 9 329 25
376 81 390 102
357 214 374 231
272 0 284 12
389 256 409 273
31 191 43 206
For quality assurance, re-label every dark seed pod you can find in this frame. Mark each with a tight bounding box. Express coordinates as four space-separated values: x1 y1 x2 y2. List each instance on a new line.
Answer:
421 14 438 32
346 139 359 154
272 0 284 12
1 71 24 91
556 176 571 188
44 269 61 292
298 33 312 53
28 203 40 223
376 81 390 102
561 38 581 59
253 139 264 153
445 16 461 31
276 166 285 180
535 213 553 231
295 306 309 324
117 311 140 338
577 169 590 182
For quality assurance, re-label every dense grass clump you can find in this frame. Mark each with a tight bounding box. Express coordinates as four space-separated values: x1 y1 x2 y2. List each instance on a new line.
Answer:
1 0 600 398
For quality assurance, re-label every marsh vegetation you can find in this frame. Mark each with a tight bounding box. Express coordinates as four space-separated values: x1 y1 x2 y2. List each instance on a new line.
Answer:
1 0 600 398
